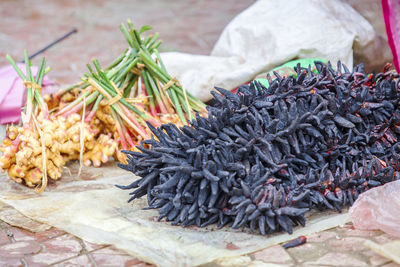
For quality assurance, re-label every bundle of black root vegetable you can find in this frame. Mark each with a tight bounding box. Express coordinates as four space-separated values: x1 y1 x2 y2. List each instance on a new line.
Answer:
117 61 400 235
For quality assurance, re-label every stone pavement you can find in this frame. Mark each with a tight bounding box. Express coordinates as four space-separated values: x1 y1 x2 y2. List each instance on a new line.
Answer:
0 0 254 86
0 0 400 266
0 220 399 267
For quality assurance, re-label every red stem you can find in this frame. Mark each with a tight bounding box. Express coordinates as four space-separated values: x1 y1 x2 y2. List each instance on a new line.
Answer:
121 122 136 148
39 98 49 119
119 104 149 138
85 108 97 122
85 102 94 117
62 102 84 117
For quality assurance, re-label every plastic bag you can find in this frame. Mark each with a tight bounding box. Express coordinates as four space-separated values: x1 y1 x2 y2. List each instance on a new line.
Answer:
349 180 400 237
0 64 56 124
161 0 391 102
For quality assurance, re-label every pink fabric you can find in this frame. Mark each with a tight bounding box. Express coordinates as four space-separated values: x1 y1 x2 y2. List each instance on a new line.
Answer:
382 0 400 72
0 64 57 124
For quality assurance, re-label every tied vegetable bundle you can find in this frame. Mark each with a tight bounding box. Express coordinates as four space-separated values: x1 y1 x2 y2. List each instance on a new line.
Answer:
117 61 400 235
0 21 206 192
48 21 206 161
0 53 119 192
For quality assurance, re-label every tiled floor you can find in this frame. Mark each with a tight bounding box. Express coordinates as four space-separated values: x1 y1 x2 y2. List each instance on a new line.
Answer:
0 0 399 266
0 222 146 266
0 221 399 266
0 0 254 86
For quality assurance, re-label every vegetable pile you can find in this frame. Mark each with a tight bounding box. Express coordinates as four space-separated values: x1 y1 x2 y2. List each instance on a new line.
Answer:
0 21 206 192
0 53 119 192
47 21 206 162
118 61 400 235
0 54 55 192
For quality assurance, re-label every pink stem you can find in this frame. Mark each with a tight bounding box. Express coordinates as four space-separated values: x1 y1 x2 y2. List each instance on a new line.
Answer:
117 125 128 150
62 102 84 117
39 98 49 119
85 106 97 122
120 105 149 138
56 101 77 116
85 103 94 117
121 122 136 148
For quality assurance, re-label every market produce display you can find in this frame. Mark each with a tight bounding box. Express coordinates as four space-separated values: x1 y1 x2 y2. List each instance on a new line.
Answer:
0 53 55 192
0 21 206 192
49 21 206 161
118 61 400 235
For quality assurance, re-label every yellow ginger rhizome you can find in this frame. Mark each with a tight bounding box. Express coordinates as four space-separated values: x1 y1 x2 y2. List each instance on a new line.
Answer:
0 52 118 192
0 21 207 192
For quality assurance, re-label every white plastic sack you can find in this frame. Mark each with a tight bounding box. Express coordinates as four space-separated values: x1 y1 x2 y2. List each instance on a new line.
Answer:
161 0 391 102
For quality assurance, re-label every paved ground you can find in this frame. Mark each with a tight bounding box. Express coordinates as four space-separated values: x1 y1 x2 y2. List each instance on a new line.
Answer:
0 0 253 86
0 220 399 267
0 0 399 266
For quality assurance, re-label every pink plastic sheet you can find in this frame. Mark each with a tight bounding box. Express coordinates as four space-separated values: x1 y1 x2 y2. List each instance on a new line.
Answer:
382 0 400 72
0 64 56 125
350 180 400 237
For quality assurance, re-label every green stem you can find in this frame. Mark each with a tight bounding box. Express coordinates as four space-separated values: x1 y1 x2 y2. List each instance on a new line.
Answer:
144 70 167 114
170 84 206 109
6 54 26 80
56 89 93 115
35 58 46 85
106 50 132 80
177 90 193 121
139 48 204 107
63 91 99 117
170 89 187 124
154 49 167 72
122 74 137 98
85 95 102 122
55 82 84 98
105 48 128 71
120 23 134 48
24 50 34 82
146 33 159 52
88 77 148 119
142 69 156 115
114 57 139 84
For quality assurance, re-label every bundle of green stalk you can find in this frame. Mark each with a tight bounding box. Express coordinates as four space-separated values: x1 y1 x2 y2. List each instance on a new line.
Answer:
1 48 128 192
1 21 206 192
0 52 63 192
47 20 207 163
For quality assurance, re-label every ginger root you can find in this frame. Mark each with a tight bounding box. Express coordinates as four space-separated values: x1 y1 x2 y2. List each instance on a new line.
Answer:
0 112 117 188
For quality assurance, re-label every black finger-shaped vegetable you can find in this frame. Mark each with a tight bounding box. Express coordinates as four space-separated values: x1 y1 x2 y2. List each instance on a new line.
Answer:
117 61 400 236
